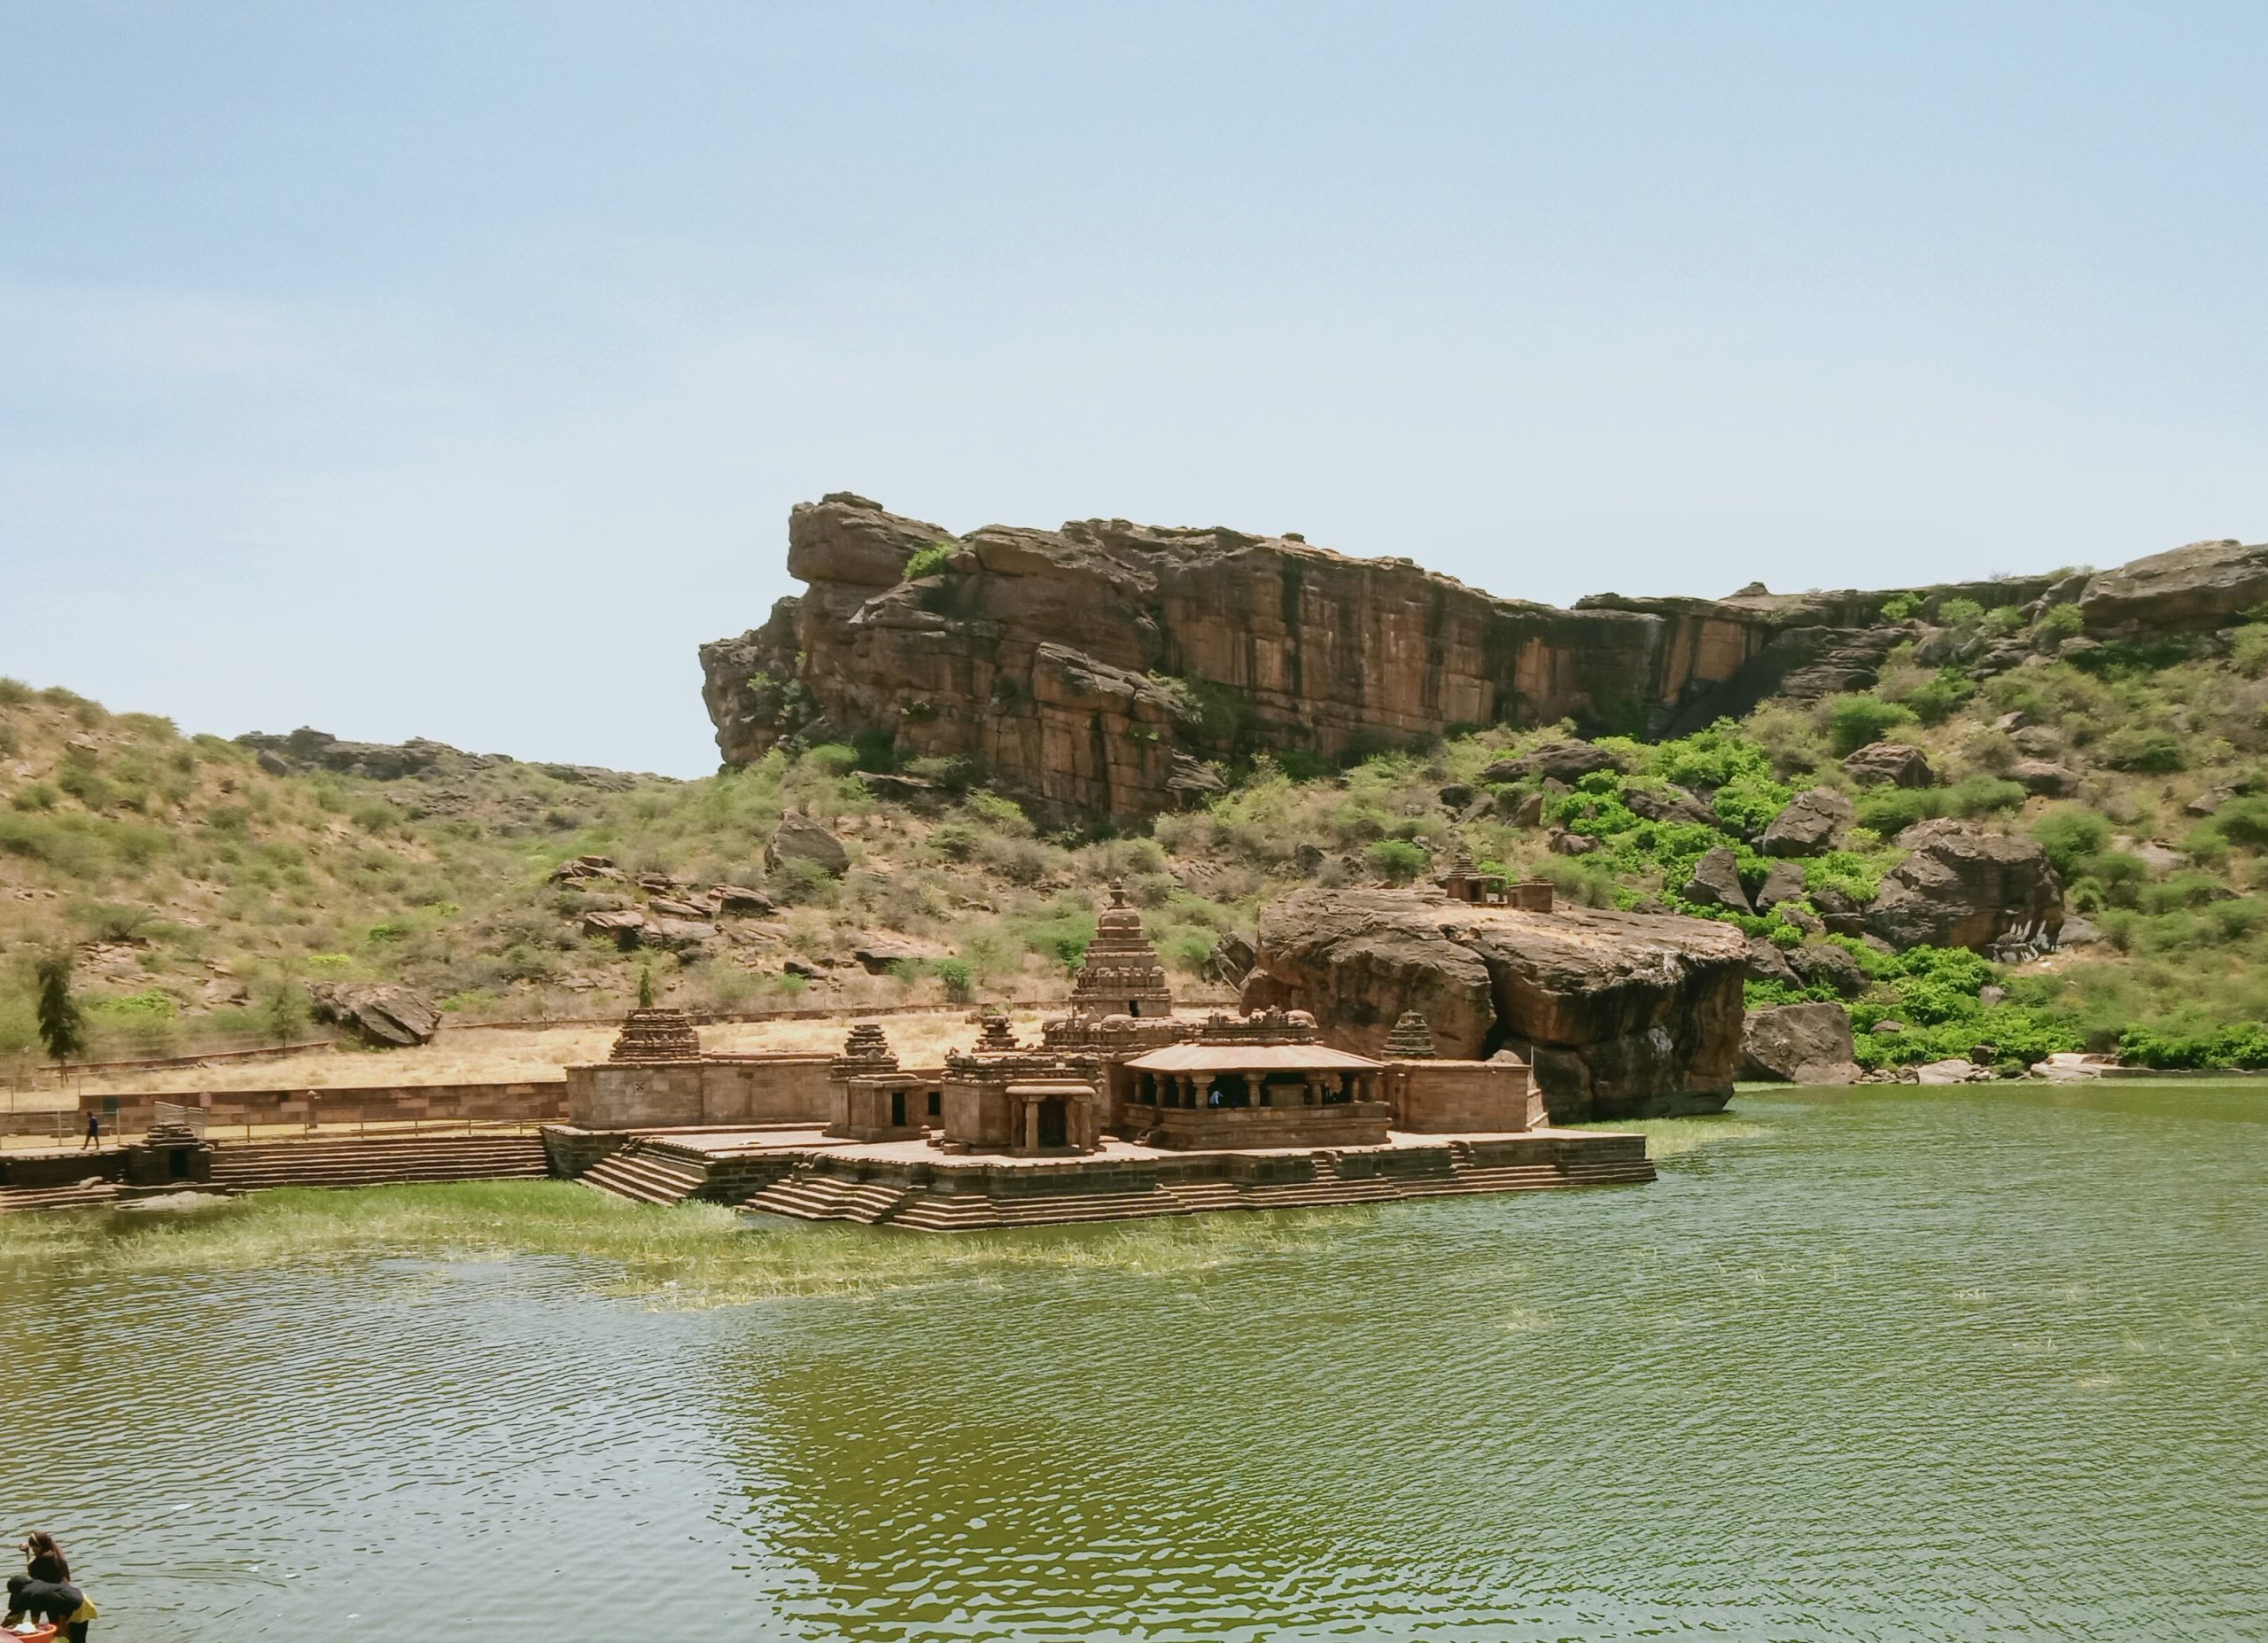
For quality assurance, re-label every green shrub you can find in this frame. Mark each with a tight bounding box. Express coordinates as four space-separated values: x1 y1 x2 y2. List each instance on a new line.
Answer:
1903 669 1976 726
928 821 977 860
1877 592 1920 621
2030 806 2112 877
1943 775 2027 817
768 857 840 907
1651 721 1777 791
1710 772 1795 835
802 744 860 777
2229 623 2268 678
1365 838 1430 884
1856 786 1941 836
967 789 1034 836
1825 695 1917 757
931 956 975 1001
902 540 956 580
2098 727 2186 773
1011 900 1096 970
2210 796 2268 846
2036 603 2085 644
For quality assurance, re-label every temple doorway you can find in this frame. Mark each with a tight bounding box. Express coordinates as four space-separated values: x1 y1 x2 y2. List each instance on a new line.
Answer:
1037 1097 1068 1149
890 1089 907 1127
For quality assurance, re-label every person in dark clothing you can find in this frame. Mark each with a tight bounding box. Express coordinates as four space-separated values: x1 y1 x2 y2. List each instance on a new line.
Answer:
23 1531 67 1582
10 1532 96 1639
82 1111 99 1150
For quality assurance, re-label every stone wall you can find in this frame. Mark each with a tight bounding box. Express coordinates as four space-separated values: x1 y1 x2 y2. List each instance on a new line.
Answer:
563 1054 832 1130
1388 1060 1541 1133
5 1079 571 1139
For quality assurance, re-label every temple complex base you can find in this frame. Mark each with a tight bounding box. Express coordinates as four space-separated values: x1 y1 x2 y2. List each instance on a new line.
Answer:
543 1122 1654 1231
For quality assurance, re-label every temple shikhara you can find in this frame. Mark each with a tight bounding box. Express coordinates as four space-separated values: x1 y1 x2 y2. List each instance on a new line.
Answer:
548 880 1649 1230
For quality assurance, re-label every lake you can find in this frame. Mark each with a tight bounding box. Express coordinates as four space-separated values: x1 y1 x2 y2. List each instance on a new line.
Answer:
2 1079 2262 1640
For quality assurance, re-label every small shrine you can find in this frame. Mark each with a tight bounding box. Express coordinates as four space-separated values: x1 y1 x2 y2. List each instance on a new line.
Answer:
826 1022 936 1142
608 1007 703 1063
1438 845 1506 905
938 1013 1104 1156
1439 845 1555 911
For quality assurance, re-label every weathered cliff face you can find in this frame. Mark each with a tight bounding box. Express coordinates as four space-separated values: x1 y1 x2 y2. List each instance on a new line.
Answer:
1237 889 1750 1122
699 493 2249 824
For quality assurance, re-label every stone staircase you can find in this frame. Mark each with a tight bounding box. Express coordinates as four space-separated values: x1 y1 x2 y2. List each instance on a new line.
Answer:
0 1180 122 1215
740 1169 912 1225
577 1140 713 1205
732 1142 1657 1234
206 1133 549 1193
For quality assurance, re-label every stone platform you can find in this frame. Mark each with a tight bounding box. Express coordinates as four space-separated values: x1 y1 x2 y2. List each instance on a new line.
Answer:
543 1122 1654 1231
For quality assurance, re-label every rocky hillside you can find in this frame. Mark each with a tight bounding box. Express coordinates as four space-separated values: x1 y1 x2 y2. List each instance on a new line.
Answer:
7 522 2268 1083
699 491 2268 827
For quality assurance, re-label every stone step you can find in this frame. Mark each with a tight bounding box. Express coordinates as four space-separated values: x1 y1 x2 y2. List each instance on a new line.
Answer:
739 1172 908 1224
208 1135 548 1191
578 1142 711 1205
0 1181 122 1215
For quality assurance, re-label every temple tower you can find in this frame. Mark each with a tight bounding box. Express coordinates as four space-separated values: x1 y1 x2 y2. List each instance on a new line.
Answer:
1068 883 1177 1019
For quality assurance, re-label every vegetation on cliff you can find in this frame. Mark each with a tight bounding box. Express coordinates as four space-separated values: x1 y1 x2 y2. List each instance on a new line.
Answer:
8 572 2268 1076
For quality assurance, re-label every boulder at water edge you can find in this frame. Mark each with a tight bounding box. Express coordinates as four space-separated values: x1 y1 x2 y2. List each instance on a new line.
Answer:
1240 888 1749 1122
1740 1002 1859 1085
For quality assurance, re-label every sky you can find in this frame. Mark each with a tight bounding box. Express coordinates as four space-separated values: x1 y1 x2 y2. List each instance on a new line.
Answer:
4 2 2265 775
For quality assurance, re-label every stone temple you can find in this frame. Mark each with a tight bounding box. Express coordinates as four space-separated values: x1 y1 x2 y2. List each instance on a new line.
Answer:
548 883 1651 1229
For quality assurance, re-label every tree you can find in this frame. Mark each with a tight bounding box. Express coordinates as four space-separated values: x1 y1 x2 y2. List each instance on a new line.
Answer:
34 952 88 1073
637 964 656 1009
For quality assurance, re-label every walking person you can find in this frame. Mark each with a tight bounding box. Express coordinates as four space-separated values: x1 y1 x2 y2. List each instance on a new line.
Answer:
81 1110 98 1151
6 1531 97 1639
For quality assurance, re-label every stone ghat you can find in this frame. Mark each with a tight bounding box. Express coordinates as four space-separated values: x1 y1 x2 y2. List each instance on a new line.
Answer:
547 1124 1653 1230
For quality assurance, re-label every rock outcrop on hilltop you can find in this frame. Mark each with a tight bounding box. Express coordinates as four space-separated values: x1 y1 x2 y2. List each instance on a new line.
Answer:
1238 888 1750 1121
2077 539 2268 635
701 493 2088 825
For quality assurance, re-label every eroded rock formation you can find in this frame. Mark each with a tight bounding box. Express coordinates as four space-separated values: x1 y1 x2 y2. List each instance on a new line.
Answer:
1238 889 1749 1121
702 494 2077 825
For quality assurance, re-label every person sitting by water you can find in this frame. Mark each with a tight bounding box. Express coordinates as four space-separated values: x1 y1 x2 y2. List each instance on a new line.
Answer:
8 1531 96 1640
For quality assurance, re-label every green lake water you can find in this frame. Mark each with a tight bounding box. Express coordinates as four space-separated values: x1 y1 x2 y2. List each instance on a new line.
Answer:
2 1079 2262 1640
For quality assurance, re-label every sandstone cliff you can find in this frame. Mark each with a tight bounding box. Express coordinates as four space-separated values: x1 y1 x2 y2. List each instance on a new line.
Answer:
701 494 2258 825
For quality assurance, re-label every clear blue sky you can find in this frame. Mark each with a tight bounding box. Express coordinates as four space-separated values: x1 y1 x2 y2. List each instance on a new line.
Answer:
4 3 2264 775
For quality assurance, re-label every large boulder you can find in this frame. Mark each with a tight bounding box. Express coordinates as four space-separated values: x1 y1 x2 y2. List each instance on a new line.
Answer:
1842 742 1937 789
765 814 850 877
1786 941 1868 998
1754 860 1809 911
1203 931 1256 987
1740 1002 1858 1084
308 983 441 1047
1759 787 1854 857
1742 936 1801 986
1479 740 1626 785
2078 538 2268 635
1682 845 1753 914
1240 889 1749 1121
1866 821 2064 953
1625 783 1719 828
